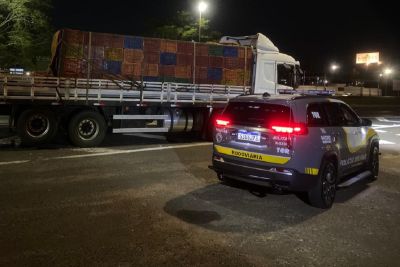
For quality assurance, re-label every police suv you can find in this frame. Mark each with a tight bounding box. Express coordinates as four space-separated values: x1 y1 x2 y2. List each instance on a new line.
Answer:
211 94 379 209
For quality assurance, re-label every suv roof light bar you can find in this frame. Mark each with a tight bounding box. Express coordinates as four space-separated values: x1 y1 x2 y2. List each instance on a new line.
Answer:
278 89 335 96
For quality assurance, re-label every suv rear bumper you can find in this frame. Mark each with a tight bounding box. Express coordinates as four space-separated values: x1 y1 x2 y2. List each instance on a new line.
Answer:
212 155 320 192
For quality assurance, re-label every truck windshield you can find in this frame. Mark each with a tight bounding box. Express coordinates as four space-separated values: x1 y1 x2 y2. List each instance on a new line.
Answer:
223 102 292 127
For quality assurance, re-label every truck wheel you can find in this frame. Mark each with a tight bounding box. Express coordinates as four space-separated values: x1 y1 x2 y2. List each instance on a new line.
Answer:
307 160 337 209
68 111 106 147
368 145 379 180
16 109 57 146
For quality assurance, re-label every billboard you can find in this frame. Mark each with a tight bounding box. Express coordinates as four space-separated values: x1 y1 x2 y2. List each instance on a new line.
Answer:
356 52 380 64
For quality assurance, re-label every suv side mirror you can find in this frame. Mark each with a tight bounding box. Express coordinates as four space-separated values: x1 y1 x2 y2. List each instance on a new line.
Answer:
361 118 372 126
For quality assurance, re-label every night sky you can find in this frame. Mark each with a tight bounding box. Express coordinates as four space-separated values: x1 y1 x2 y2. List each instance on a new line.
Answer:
53 0 399 74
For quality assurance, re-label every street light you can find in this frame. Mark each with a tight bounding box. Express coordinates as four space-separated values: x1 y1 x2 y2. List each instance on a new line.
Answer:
331 64 339 72
198 2 208 42
384 68 393 75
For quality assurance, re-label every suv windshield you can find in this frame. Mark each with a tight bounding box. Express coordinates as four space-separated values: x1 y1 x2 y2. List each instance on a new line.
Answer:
223 102 292 127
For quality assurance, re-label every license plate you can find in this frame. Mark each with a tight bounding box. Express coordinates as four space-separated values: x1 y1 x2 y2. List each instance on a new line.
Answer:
237 131 261 143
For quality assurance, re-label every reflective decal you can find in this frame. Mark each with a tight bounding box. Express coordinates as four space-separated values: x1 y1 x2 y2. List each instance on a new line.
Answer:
305 168 319 175
214 145 290 164
321 135 332 144
340 154 367 167
343 127 377 153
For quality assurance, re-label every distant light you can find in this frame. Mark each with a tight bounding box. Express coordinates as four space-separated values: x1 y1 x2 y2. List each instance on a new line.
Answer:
331 64 339 71
379 73 383 77
198 2 208 12
384 68 393 75
26 71 31 76
324 80 328 84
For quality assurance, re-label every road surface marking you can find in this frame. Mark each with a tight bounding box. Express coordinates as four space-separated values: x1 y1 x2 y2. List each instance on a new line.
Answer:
372 124 400 129
379 140 395 145
124 133 167 140
374 129 387 133
0 160 30 166
376 117 400 123
49 142 212 160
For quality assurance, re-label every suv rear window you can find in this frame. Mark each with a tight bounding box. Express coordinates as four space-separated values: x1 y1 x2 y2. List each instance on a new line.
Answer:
223 102 292 127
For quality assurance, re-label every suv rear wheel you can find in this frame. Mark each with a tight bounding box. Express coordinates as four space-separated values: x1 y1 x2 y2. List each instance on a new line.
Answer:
308 160 337 209
369 145 379 180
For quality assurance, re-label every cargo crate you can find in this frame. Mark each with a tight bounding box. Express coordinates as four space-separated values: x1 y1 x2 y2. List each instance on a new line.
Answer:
143 64 159 77
175 66 192 79
105 48 123 61
223 46 238 57
160 40 178 53
62 58 83 75
195 66 208 80
209 56 223 68
109 35 124 48
177 54 194 66
64 44 84 59
177 42 194 54
207 67 223 81
144 52 160 64
124 49 144 63
122 63 142 77
159 65 175 77
124 36 143 49
160 52 177 65
144 38 161 52
64 29 88 45
195 56 209 67
223 57 244 69
208 45 224 57
103 60 122 75
195 44 209 56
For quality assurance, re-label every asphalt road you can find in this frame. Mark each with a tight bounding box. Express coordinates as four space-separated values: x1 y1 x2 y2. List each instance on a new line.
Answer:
0 119 400 266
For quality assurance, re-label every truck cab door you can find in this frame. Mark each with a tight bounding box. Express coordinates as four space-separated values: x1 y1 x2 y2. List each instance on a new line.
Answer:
253 59 277 95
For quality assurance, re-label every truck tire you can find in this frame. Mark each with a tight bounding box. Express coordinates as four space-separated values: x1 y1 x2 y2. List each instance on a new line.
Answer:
16 109 58 146
68 110 106 147
307 160 337 209
368 145 379 180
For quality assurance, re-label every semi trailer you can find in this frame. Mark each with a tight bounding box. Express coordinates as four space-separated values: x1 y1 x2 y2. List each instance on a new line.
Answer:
0 29 302 147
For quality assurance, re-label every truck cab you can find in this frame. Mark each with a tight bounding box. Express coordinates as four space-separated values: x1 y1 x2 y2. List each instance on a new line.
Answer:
220 33 302 95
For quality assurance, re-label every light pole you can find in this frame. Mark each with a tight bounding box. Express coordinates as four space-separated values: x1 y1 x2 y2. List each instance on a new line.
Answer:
198 2 207 42
378 73 383 90
324 63 339 90
383 68 393 96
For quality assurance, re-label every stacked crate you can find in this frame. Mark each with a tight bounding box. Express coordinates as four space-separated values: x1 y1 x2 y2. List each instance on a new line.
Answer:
56 29 253 86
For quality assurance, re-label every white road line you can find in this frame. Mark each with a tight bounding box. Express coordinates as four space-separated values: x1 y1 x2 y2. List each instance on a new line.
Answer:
376 117 400 123
0 160 30 166
124 133 167 140
379 140 395 145
374 129 387 133
49 142 213 160
372 124 400 129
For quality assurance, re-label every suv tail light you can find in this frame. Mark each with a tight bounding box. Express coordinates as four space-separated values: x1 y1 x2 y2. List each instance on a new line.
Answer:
215 116 231 127
270 123 308 135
